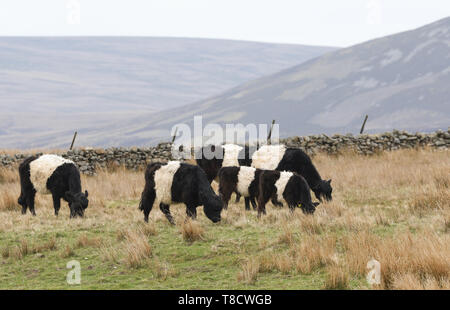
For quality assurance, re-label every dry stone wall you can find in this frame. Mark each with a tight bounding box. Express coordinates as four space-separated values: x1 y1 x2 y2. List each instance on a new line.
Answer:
1 129 449 175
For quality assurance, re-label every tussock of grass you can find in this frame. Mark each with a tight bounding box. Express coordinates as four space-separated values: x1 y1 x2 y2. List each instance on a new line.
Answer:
0 191 19 212
410 188 449 215
60 245 75 258
324 265 350 290
180 219 205 243
123 229 152 268
76 234 103 248
153 259 176 280
0 168 18 184
237 259 260 284
100 243 121 264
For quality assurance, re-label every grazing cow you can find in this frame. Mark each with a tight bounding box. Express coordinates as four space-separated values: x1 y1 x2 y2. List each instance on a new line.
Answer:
251 145 332 202
257 170 319 217
218 166 263 211
195 144 252 183
18 154 89 218
139 161 222 224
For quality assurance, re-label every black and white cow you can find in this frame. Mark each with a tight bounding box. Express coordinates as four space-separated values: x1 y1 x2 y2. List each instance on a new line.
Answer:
18 154 89 218
196 144 253 203
218 166 263 211
257 170 319 217
195 144 252 183
139 161 222 224
252 145 332 202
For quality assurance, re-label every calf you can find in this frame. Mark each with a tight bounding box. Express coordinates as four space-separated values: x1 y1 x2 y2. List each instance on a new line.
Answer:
257 170 319 217
18 154 89 218
252 145 332 202
218 166 263 211
139 161 222 224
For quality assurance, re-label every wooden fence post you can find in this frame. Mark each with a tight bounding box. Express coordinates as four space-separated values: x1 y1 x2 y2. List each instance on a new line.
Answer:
267 120 276 145
360 115 368 134
171 127 178 143
70 131 77 150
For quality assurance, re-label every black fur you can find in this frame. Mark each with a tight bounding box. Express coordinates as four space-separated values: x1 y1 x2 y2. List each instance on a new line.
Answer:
218 167 262 211
139 162 222 224
257 170 319 217
276 148 332 202
195 144 252 183
18 156 89 218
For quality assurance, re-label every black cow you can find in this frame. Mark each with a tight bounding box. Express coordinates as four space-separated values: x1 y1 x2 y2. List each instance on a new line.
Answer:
195 144 252 183
252 145 332 202
218 166 263 211
18 154 89 218
257 170 319 217
139 161 222 224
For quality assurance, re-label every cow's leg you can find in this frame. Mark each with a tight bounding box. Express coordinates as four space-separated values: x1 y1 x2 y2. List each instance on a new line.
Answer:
235 193 241 203
218 183 232 210
250 197 258 210
271 197 284 208
52 193 61 216
140 190 155 223
244 197 251 211
186 205 197 220
160 203 175 225
18 192 28 214
26 191 36 216
257 193 270 218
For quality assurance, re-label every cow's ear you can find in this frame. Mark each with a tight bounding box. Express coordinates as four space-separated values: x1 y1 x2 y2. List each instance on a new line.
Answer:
327 179 332 184
65 191 75 201
85 190 89 198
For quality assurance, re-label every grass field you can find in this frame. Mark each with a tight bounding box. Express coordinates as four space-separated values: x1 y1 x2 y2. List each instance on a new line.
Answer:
0 148 449 290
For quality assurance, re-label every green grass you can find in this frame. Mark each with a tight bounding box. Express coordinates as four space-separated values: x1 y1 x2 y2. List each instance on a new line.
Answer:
0 198 367 290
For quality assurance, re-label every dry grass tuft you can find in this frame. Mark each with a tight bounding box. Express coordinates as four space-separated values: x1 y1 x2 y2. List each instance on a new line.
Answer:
76 234 103 248
0 168 18 184
324 265 350 290
0 191 19 212
277 226 295 246
410 188 449 215
180 219 205 243
60 245 75 258
258 235 338 276
100 243 121 263
34 237 57 252
237 259 260 284
123 229 152 268
298 215 325 235
135 222 158 237
153 259 176 280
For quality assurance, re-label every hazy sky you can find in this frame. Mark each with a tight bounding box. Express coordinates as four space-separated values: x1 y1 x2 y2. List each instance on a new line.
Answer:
1 0 449 47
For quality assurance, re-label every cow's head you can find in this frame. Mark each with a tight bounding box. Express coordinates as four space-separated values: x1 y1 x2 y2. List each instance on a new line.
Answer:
66 190 89 218
203 194 222 223
300 201 320 214
313 179 332 202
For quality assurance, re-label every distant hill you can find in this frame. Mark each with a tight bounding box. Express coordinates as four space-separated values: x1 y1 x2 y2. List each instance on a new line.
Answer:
0 37 336 149
58 17 450 148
